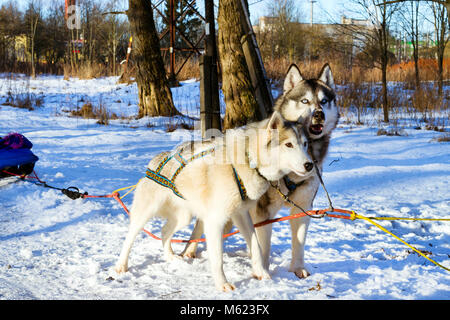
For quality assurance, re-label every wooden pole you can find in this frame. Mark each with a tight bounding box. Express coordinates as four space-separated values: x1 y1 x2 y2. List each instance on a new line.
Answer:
238 0 273 119
168 0 178 86
200 0 222 138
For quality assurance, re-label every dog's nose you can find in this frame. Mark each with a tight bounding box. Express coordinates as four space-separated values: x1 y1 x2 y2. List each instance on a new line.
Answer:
304 162 314 172
313 109 325 121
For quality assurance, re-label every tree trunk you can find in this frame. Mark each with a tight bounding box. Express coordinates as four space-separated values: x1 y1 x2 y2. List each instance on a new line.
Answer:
412 2 420 90
413 51 420 89
437 8 446 98
381 59 389 123
379 22 389 123
30 17 38 79
127 0 179 117
438 53 444 97
430 1 448 98
218 0 259 130
31 37 35 78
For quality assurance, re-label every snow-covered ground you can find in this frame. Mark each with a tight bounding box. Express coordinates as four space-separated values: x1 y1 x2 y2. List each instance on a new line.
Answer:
0 75 449 300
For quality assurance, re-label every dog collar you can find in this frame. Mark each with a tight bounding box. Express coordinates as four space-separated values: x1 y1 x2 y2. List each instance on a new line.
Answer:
283 175 306 195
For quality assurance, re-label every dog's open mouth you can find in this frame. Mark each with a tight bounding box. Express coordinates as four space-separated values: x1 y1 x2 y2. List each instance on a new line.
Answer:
309 124 323 135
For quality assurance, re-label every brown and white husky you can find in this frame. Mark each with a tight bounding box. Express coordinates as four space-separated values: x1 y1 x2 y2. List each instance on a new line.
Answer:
114 111 314 291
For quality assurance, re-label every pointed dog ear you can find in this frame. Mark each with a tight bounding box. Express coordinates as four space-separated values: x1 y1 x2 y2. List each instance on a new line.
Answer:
267 111 284 131
318 63 334 88
283 64 303 93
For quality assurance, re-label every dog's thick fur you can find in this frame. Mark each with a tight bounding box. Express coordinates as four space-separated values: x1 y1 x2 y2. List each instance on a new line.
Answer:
253 63 339 278
183 64 339 279
114 111 314 291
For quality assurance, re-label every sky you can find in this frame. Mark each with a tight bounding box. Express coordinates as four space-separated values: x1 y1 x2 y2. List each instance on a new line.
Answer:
2 0 345 24
0 0 434 33
247 0 344 24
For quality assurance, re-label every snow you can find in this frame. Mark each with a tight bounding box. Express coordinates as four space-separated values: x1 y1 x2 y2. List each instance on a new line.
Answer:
0 75 449 300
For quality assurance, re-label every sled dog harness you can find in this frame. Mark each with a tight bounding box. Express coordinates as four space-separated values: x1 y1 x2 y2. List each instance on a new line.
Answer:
145 147 248 200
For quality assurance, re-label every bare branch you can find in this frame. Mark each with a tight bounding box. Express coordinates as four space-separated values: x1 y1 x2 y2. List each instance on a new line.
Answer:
102 11 127 16
379 0 447 6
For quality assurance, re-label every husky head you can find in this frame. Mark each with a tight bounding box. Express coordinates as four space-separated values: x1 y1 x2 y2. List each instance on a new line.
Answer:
276 63 339 139
249 111 314 181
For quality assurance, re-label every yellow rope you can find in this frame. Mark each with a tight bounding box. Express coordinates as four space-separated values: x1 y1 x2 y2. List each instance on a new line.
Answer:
109 181 450 271
361 216 450 222
350 211 450 272
111 180 141 199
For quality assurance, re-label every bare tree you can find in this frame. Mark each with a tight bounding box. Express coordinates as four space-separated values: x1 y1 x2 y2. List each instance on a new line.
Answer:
430 1 449 97
42 3 67 72
103 0 129 76
25 0 42 78
343 0 400 123
265 0 304 62
78 0 104 67
398 0 422 89
0 1 24 71
384 0 449 95
383 0 449 28
127 0 179 117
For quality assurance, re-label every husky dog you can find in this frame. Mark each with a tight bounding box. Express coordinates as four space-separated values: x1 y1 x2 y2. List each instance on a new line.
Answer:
114 111 314 291
254 63 339 278
183 64 339 279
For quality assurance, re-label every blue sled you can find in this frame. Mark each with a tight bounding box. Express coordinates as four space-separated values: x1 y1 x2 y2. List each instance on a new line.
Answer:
0 149 39 177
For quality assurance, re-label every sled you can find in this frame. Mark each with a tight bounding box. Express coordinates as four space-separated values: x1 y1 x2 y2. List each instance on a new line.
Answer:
0 133 39 179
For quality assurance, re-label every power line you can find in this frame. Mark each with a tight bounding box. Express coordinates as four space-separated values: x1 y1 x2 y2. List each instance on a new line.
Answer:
249 0 266 6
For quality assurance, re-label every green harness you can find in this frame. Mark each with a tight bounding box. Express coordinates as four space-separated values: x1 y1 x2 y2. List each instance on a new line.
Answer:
145 147 247 200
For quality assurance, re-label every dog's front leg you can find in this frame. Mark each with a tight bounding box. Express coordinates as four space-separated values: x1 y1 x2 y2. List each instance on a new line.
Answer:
203 218 235 291
249 205 274 270
254 223 273 270
232 211 271 280
288 213 311 278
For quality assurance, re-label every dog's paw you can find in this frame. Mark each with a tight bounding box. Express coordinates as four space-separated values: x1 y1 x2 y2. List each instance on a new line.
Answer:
181 251 196 259
115 264 128 274
220 283 236 292
252 269 271 280
292 267 310 279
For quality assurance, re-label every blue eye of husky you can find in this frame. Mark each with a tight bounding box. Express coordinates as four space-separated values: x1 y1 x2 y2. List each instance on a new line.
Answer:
320 98 328 105
301 99 309 104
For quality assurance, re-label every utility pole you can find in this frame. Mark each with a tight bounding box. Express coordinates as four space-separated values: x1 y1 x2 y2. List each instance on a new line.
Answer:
310 0 316 26
309 0 316 62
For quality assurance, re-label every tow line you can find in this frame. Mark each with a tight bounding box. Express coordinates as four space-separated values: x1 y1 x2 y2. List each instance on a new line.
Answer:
2 169 449 272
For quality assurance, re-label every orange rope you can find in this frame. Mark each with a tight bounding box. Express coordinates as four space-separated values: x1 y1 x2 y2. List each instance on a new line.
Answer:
90 191 352 243
4 169 448 270
2 169 353 243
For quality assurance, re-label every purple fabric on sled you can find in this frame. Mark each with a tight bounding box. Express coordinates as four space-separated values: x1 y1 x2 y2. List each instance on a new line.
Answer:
0 133 33 150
